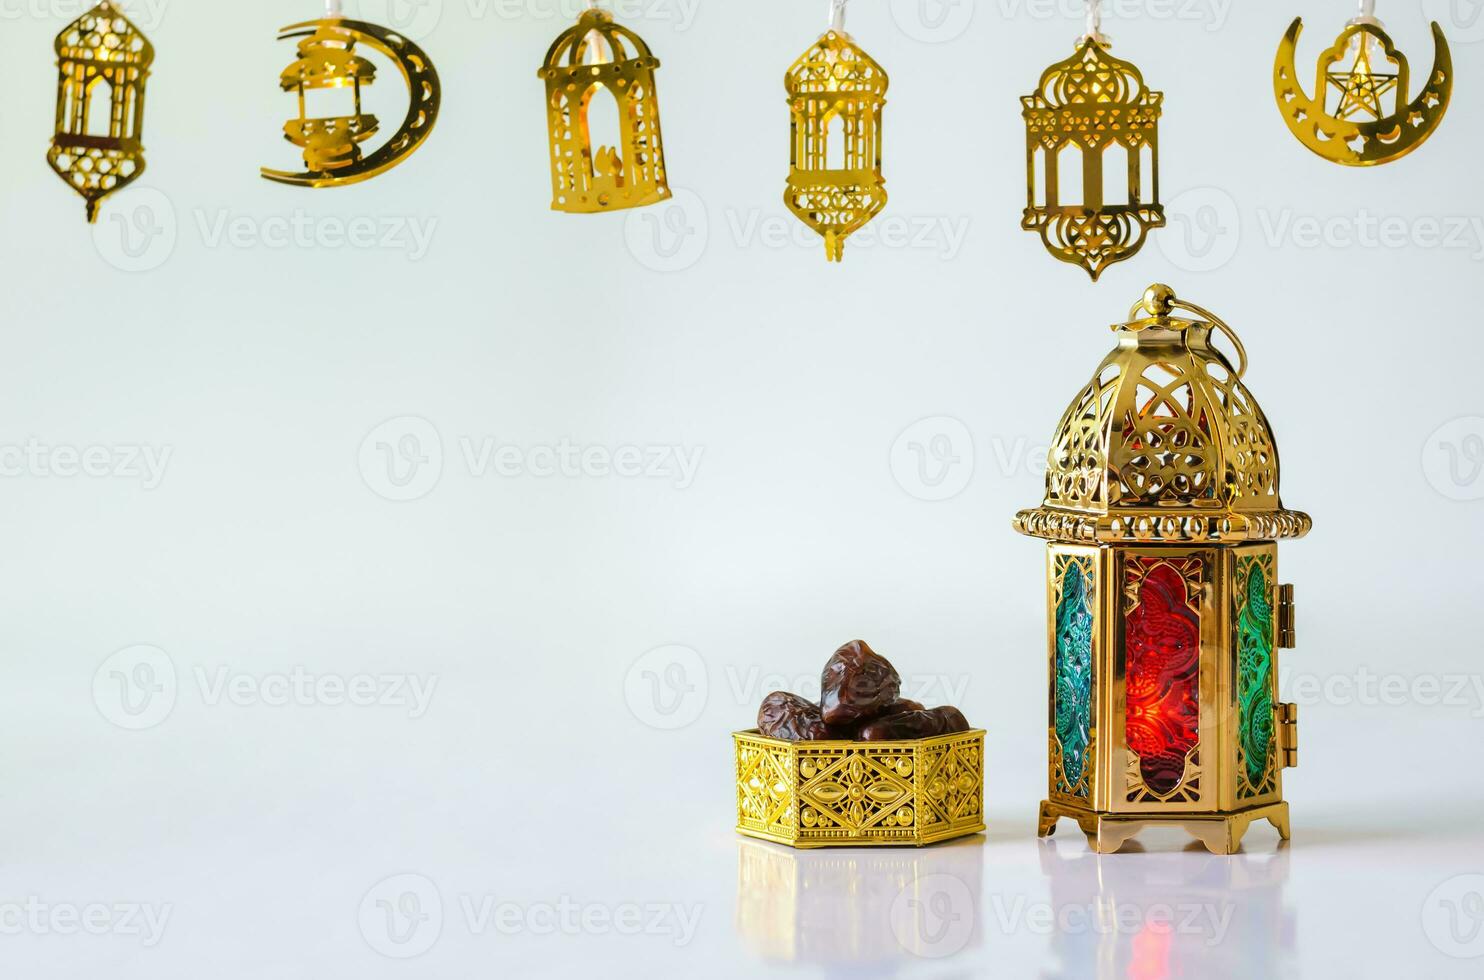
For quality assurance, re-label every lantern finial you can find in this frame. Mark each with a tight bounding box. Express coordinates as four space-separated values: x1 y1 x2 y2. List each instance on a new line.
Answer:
1133 283 1176 319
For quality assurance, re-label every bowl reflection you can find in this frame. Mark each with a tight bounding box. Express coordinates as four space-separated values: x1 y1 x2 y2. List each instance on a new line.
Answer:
734 835 985 969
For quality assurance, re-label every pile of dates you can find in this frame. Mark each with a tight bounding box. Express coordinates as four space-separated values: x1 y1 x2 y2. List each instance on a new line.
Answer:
756 640 971 742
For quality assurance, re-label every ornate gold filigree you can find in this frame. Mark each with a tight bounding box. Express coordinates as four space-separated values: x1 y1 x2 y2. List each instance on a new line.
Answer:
1017 285 1311 544
734 729 983 848
1050 729 1096 804
539 8 669 213
785 29 888 261
1022 37 1163 280
48 1 153 222
1274 18 1452 167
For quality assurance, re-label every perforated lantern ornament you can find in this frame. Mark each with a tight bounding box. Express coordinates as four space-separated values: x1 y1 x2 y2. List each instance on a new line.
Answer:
261 0 442 188
784 0 888 262
1014 285 1312 855
1273 0 1452 167
539 4 669 213
1022 3 1163 280
48 0 154 222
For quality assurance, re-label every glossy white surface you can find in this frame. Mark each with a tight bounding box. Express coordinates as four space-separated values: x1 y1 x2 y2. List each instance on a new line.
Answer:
2 1 1483 976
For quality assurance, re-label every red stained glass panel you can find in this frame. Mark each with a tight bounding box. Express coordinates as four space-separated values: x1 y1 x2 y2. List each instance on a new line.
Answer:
1124 559 1200 795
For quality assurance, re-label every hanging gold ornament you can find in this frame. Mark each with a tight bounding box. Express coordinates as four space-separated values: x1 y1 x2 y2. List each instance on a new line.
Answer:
1274 2 1451 167
262 3 441 187
1022 3 1163 281
48 0 154 223
784 0 888 262
539 5 670 213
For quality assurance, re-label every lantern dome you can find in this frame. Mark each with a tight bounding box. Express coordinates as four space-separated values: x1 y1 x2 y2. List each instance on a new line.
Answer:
1014 285 1312 545
539 9 658 75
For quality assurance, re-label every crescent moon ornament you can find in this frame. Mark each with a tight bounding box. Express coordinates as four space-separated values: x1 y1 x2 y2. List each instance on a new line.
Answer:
262 17 440 187
1274 16 1452 167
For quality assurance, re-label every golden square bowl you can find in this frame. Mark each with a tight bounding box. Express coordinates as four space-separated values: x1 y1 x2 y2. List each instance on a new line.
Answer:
734 728 985 848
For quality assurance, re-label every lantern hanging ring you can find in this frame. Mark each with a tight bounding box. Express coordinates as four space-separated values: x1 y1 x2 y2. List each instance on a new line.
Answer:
1129 284 1249 380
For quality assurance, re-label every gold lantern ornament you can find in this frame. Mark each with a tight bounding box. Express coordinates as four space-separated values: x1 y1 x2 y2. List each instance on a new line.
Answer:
262 0 441 187
48 0 154 222
539 2 670 213
1015 285 1312 855
1273 0 1452 167
1022 1 1163 281
784 0 888 262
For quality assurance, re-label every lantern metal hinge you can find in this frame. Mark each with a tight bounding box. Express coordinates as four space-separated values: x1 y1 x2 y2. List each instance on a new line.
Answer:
1278 702 1299 768
1277 584 1296 648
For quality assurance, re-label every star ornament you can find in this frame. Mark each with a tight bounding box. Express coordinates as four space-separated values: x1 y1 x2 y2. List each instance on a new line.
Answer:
1327 39 1398 120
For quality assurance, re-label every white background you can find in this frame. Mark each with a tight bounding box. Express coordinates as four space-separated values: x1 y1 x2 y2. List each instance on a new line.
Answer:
2 0 1483 976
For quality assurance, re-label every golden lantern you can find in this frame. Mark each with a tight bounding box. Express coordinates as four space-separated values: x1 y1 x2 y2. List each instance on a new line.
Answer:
784 1 888 262
1021 18 1163 280
47 0 154 222
1014 285 1312 854
538 6 670 213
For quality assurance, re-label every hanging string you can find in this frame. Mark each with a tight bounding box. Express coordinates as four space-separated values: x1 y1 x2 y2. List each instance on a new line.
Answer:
582 0 612 64
829 0 848 33
1082 0 1110 45
1350 0 1381 26
325 0 342 16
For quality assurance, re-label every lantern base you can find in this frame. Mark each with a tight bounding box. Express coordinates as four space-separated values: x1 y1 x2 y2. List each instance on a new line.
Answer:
1037 799 1290 855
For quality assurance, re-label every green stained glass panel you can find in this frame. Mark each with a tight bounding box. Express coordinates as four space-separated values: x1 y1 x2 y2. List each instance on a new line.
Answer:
1054 557 1094 796
1237 557 1275 789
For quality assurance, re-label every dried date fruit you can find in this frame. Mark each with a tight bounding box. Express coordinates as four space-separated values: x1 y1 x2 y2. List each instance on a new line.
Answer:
757 691 831 741
820 699 924 740
857 706 970 741
819 640 902 726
